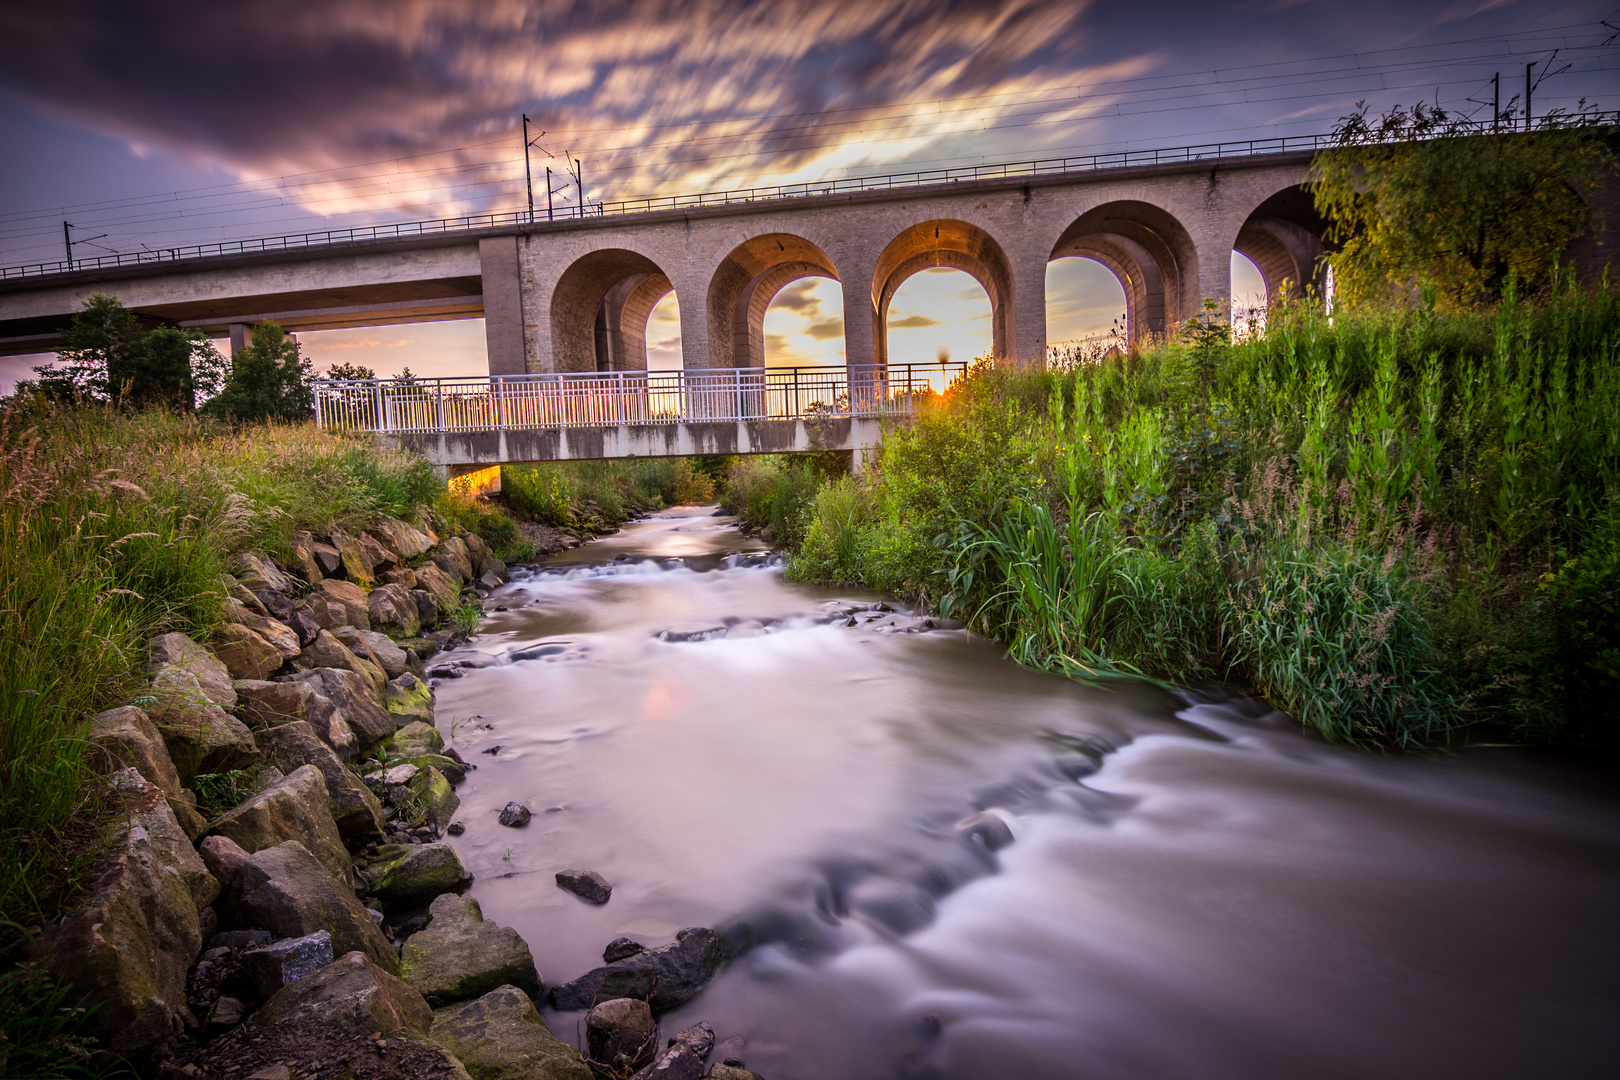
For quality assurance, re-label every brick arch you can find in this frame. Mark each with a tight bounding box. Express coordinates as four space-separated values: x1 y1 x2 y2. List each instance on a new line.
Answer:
1233 185 1328 305
1050 201 1198 340
550 249 675 373
872 220 1012 366
706 233 842 369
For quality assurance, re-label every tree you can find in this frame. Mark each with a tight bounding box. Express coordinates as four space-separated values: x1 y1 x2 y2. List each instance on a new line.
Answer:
204 322 314 422
29 293 227 407
324 361 375 381
1311 101 1617 309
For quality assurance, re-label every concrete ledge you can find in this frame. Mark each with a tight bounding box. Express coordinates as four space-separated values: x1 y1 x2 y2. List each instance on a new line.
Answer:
386 417 883 466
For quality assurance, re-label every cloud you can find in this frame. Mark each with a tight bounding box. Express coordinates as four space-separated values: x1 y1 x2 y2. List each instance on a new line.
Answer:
888 314 940 329
805 318 845 340
0 0 1120 225
769 279 823 315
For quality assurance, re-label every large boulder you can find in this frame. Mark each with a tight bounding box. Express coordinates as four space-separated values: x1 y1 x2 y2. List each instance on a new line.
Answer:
431 537 476 586
297 592 343 631
311 539 344 578
368 583 422 638
214 623 286 680
226 603 302 660
292 630 386 697
361 531 399 573
240 930 335 999
585 998 657 1073
287 667 395 751
147 669 259 785
234 553 294 595
148 632 237 709
630 1022 713 1080
87 706 206 838
234 678 336 731
256 951 431 1035
229 841 398 972
205 765 352 884
257 721 385 844
385 672 436 726
315 578 372 631
414 564 462 612
370 519 435 562
462 533 503 579
366 843 469 908
391 721 444 759
287 530 325 583
547 929 725 1014
430 985 591 1080
50 770 218 1060
410 766 460 830
381 566 419 589
400 894 538 1007
357 630 410 679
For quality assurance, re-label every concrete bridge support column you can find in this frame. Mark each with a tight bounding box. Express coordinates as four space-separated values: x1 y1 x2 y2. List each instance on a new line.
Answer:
480 235 529 376
228 322 255 356
1009 252 1048 366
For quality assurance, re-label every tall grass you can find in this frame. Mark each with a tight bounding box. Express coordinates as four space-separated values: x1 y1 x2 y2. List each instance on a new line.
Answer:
779 279 1620 748
502 457 716 528
0 400 443 938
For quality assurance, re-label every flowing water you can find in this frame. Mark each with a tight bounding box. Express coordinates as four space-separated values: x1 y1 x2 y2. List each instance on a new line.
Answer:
432 505 1619 1079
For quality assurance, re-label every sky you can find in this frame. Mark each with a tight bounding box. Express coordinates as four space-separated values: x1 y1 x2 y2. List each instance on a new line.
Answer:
2 0 1616 388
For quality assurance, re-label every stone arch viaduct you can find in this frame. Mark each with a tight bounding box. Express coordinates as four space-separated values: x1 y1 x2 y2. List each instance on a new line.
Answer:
0 151 1331 372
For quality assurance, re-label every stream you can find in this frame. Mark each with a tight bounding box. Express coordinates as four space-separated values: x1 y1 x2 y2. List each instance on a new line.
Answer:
431 504 1619 1079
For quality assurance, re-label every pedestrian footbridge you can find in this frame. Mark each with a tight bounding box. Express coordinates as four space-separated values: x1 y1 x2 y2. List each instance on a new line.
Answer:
313 361 969 475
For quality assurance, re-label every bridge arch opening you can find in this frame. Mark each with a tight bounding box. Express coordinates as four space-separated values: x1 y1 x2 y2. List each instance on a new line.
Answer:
1049 201 1197 344
706 233 841 370
551 248 675 373
1233 185 1328 309
1044 258 1128 358
872 220 1011 367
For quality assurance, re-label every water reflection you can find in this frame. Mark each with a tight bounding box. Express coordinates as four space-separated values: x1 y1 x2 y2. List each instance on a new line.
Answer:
434 506 1620 1079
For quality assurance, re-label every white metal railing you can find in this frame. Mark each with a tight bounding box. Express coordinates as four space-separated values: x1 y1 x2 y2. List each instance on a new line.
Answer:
313 363 971 434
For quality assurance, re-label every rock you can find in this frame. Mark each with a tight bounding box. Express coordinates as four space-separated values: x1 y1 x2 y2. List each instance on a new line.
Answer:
206 995 247 1032
148 632 237 708
227 576 271 616
235 553 294 595
311 540 343 577
370 763 421 787
548 929 725 1014
381 567 419 589
315 578 373 631
288 530 324 583
365 843 471 908
629 1022 713 1080
406 753 467 785
234 678 335 731
297 592 342 631
240 930 335 999
49 769 217 1060
292 628 374 680
432 537 476 585
148 674 260 784
399 893 539 1007
227 604 302 659
199 834 252 894
410 588 440 627
229 841 398 972
430 985 591 1080
414 564 461 612
477 570 507 593
371 519 436 561
330 529 380 588
361 532 399 574
555 869 612 905
707 1065 764 1080
87 705 205 837
287 611 322 647
657 625 727 643
497 803 531 828
254 588 297 622
244 1063 289 1080
207 928 273 951
356 630 410 678
603 938 645 964
287 667 395 751
447 822 466 836
586 998 657 1072
385 672 436 725
215 622 285 680
369 583 423 638
956 811 1015 852
256 951 431 1034
206 765 353 884
257 721 385 844
409 766 460 830
392 720 444 759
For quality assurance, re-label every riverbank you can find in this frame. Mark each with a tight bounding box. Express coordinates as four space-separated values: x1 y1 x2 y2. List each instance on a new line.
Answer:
724 286 1620 750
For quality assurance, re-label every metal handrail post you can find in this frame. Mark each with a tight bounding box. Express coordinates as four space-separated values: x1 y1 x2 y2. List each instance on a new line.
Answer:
374 381 387 433
436 379 445 432
495 376 506 430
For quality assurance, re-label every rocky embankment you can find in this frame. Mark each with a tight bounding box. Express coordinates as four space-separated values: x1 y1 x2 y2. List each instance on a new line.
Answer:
47 518 762 1080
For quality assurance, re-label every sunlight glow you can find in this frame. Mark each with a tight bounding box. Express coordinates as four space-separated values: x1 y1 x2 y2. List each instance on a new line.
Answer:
886 268 991 366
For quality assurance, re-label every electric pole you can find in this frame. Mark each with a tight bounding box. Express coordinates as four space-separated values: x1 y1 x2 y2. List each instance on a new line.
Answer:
522 114 534 223
63 221 72 265
1525 61 1535 131
574 158 584 216
1492 72 1499 131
